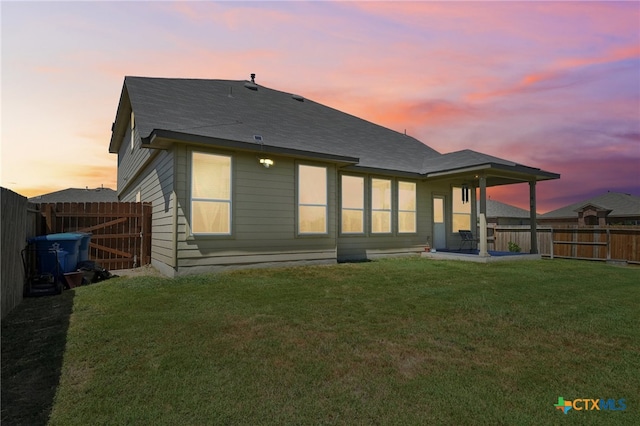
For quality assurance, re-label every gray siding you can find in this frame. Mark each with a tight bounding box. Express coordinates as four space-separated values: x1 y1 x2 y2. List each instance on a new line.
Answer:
115 138 479 275
173 146 337 274
428 181 479 251
337 175 430 261
116 115 154 198
119 147 176 271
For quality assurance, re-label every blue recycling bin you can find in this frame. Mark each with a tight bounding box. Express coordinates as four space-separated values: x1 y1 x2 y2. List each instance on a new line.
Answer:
73 232 92 262
34 248 68 277
29 233 83 273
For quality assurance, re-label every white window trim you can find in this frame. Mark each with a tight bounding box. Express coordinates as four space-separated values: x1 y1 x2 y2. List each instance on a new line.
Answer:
190 151 233 236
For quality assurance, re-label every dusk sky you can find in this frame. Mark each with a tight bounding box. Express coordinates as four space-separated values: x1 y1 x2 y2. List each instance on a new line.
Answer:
2 1 639 213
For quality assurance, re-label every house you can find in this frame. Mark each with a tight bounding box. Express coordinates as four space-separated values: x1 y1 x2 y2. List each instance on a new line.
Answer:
477 199 533 226
108 76 560 276
28 187 118 203
538 192 640 226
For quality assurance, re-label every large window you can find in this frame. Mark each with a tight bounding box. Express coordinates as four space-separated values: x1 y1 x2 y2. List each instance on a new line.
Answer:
452 186 471 232
371 178 392 233
191 152 232 234
398 181 416 233
298 164 327 234
341 175 364 234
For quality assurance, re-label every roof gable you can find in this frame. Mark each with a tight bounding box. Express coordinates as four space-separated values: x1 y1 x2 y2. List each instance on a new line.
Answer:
540 192 640 218
478 199 532 218
29 187 118 203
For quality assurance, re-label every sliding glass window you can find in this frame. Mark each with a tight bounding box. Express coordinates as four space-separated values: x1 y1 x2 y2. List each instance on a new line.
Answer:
398 181 416 233
341 175 364 234
298 165 327 234
371 178 392 233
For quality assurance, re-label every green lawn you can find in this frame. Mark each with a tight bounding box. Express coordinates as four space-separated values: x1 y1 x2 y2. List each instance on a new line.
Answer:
3 258 639 425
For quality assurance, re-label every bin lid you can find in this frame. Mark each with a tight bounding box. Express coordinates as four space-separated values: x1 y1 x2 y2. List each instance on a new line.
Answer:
30 233 84 242
71 232 92 237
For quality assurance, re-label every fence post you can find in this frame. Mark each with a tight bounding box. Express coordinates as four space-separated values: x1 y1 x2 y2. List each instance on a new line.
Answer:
550 228 554 259
44 203 56 234
606 228 611 261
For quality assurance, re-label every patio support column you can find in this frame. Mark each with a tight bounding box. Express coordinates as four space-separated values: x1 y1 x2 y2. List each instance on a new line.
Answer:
478 174 489 257
529 180 538 254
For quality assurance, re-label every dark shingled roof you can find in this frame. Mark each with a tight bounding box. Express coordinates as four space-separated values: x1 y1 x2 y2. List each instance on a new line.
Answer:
29 187 118 203
478 199 533 218
121 77 440 173
110 76 559 180
540 192 640 219
422 149 520 173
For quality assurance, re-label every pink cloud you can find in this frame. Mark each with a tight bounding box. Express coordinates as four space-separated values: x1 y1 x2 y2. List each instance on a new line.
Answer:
349 1 638 47
467 42 640 102
168 1 293 30
489 154 640 213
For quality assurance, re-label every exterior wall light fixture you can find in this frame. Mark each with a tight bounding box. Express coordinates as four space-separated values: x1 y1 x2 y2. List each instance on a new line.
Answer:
259 158 274 168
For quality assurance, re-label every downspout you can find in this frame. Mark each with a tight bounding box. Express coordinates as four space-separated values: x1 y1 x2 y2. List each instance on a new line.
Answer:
529 180 538 254
478 174 490 257
171 148 180 273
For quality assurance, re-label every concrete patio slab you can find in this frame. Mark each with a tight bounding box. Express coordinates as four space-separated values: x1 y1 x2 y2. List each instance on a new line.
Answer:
421 251 541 263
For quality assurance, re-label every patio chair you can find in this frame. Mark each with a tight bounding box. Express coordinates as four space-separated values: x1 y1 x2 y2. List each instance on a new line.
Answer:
458 230 479 252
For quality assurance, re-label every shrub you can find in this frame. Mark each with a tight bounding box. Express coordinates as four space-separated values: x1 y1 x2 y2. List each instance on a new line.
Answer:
508 241 522 252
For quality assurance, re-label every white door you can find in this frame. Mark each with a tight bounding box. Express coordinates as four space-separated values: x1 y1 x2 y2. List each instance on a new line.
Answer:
433 196 446 249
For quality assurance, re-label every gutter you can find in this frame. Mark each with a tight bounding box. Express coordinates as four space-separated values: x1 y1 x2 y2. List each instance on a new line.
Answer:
142 129 360 165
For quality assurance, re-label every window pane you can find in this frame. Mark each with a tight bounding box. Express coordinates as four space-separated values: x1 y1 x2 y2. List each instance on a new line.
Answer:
192 153 231 199
452 187 471 214
342 209 363 233
453 213 471 232
452 186 471 232
399 212 416 233
299 165 326 205
192 201 230 234
434 198 444 223
342 175 364 209
372 179 391 210
372 211 391 233
398 182 416 211
299 205 327 233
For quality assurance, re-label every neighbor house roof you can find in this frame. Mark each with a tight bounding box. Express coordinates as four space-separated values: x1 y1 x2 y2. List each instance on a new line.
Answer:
29 187 118 203
477 199 533 218
110 76 559 183
539 192 640 219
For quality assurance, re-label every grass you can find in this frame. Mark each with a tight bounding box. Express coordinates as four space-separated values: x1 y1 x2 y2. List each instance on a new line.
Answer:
3 258 639 425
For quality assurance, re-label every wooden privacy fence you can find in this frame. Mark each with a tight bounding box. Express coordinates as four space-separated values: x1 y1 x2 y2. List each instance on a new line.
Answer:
548 227 640 263
39 202 152 270
486 225 640 264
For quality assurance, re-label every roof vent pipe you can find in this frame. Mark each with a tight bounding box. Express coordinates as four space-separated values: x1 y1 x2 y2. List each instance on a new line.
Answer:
245 73 258 90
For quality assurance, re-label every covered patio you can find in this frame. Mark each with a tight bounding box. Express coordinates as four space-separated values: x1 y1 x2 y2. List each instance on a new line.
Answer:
423 150 560 257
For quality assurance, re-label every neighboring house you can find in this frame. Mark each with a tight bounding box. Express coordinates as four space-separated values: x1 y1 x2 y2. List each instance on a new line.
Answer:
477 199 533 226
28 187 118 203
108 76 559 276
538 192 640 226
